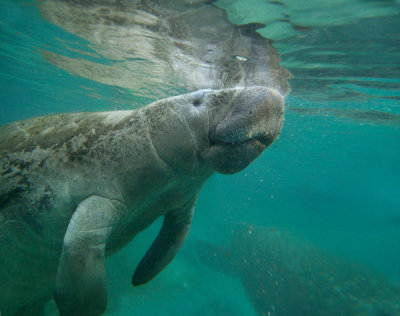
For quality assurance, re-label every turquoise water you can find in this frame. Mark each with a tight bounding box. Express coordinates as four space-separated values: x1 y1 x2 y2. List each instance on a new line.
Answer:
1 0 399 315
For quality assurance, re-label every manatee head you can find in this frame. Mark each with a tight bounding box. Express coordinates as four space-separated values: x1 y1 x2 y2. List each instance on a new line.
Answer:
145 86 284 174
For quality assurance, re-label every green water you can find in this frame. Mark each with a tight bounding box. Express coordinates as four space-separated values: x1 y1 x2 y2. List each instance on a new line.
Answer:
0 0 399 315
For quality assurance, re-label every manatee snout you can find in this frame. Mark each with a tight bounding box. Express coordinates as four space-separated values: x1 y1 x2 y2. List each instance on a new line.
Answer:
214 87 284 145
202 86 284 174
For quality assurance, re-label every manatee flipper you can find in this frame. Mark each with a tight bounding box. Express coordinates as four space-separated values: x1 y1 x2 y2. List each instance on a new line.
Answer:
54 195 126 316
132 201 195 286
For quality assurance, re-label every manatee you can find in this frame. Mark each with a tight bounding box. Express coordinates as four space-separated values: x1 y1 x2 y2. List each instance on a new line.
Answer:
0 87 284 316
38 0 290 99
196 224 400 316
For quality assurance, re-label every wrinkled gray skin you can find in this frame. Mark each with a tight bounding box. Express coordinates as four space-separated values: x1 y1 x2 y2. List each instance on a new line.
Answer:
0 87 284 316
196 224 400 316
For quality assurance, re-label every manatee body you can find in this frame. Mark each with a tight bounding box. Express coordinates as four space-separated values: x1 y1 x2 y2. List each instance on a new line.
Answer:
0 87 284 315
197 224 400 316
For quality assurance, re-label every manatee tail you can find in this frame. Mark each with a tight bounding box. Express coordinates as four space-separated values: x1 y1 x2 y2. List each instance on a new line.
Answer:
194 240 237 277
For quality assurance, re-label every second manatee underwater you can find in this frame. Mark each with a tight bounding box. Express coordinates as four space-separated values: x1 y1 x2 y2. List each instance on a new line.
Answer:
196 224 400 316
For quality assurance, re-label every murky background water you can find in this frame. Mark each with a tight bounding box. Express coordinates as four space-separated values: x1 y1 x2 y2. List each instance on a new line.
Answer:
1 0 399 315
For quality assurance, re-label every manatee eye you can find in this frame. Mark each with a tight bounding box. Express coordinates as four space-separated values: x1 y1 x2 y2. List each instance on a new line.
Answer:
193 98 201 107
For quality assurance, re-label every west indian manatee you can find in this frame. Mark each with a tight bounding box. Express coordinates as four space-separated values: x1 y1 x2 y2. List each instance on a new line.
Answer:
38 0 290 99
0 87 284 315
196 224 400 316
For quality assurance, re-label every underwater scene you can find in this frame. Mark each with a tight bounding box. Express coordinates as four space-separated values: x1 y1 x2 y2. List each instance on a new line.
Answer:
0 0 399 315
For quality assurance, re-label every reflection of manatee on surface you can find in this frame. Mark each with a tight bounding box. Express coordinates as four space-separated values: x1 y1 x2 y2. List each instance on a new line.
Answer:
0 87 284 315
38 0 290 99
289 107 400 126
196 224 400 316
